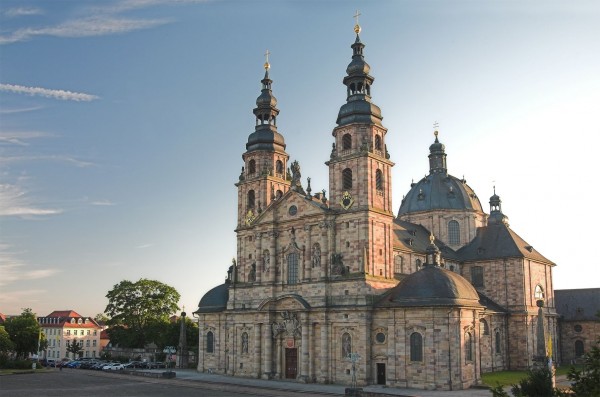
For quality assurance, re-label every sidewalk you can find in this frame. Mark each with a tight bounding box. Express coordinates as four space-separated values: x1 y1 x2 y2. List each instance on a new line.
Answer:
143 368 507 397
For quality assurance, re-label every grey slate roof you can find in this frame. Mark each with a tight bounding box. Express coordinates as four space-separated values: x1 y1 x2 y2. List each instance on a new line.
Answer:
393 219 461 261
457 222 554 264
195 283 229 314
555 288 600 321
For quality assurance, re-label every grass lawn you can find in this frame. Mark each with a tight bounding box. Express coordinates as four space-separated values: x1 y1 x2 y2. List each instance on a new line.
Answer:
482 365 583 387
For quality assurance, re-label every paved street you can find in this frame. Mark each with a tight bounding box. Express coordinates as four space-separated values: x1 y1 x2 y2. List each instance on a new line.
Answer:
0 370 332 397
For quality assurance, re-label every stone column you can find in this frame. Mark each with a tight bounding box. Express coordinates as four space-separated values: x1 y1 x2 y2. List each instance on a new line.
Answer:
319 320 329 383
254 323 261 378
275 337 282 378
255 233 262 283
263 320 272 379
301 312 309 382
304 225 312 280
269 231 277 283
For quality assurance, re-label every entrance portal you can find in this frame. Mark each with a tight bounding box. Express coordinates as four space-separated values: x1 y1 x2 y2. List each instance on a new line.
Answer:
376 363 386 385
285 348 298 379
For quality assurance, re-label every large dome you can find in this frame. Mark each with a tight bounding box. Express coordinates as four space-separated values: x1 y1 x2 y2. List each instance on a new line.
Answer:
196 283 229 313
380 265 481 307
398 173 483 215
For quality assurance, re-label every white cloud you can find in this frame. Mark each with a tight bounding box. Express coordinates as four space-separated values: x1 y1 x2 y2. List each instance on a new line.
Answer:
136 243 152 249
91 199 116 206
0 155 94 168
0 131 52 145
0 260 60 288
3 7 44 18
0 106 45 114
0 183 62 217
0 83 99 102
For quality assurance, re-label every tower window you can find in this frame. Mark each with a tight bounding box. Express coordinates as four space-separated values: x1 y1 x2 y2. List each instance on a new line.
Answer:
343 168 353 190
471 266 484 287
247 190 255 209
374 135 382 151
342 133 352 150
287 253 299 284
534 285 544 301
276 160 284 176
375 169 383 191
410 332 423 362
448 220 460 245
248 159 256 175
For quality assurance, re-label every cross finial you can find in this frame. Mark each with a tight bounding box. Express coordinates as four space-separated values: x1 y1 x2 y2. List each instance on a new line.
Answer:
353 10 361 34
433 121 439 139
264 49 271 70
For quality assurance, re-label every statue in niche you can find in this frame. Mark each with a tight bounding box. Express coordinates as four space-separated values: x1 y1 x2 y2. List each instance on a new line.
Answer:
342 333 352 358
241 332 249 354
312 244 321 268
331 253 346 275
263 250 270 272
248 262 256 282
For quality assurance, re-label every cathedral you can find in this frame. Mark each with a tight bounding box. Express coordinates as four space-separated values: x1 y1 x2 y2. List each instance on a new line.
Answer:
194 22 558 391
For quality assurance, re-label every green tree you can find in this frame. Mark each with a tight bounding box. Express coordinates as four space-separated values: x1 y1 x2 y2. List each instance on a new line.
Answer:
0 326 15 355
567 338 600 397
4 308 41 358
104 279 180 348
66 338 83 359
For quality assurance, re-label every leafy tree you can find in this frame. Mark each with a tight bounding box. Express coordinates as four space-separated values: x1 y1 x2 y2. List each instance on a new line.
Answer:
4 308 41 358
94 313 109 324
104 278 180 348
66 338 83 359
567 338 600 397
0 326 15 355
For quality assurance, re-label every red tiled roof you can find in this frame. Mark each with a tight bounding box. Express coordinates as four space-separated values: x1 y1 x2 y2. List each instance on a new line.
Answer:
46 310 82 318
100 329 110 340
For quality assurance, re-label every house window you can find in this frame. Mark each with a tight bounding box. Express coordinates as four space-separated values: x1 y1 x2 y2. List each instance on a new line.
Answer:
471 266 484 287
342 133 352 150
93 330 97 336
66 330 70 336
206 331 214 353
375 169 383 191
287 253 299 284
575 340 584 357
92 340 96 347
343 168 353 190
410 332 423 362
342 332 352 358
87 330 90 335
495 331 501 354
374 135 382 151
448 220 460 245
247 190 255 209
465 332 473 361
248 159 256 174
86 340 90 347
394 255 403 274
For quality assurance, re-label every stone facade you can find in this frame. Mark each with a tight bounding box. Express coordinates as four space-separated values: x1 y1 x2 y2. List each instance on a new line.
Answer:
195 27 561 391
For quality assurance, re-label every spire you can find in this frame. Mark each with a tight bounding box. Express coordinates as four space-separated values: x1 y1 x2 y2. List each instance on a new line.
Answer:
428 123 447 174
336 12 383 127
246 52 286 153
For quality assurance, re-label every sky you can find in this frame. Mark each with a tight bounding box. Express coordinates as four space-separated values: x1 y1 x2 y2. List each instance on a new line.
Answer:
1 0 599 318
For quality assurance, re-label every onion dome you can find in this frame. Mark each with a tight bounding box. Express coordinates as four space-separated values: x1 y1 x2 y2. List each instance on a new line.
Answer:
398 132 483 216
336 22 383 127
246 55 287 153
195 283 229 314
380 237 481 307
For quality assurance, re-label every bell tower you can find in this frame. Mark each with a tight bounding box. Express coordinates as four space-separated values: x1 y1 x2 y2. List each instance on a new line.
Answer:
235 53 290 229
326 16 395 279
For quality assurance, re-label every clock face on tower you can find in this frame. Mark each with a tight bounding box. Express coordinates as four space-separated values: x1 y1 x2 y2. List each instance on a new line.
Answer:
340 191 354 210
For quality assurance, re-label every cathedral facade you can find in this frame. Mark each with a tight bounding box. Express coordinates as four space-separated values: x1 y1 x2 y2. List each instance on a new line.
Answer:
195 25 558 391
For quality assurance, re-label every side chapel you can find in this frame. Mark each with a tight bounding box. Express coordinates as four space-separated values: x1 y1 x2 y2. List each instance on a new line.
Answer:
195 20 558 391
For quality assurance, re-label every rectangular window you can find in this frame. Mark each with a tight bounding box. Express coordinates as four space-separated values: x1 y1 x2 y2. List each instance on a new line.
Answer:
287 253 299 284
86 340 90 347
85 351 89 357
92 340 97 347
93 330 97 336
471 266 484 287
87 330 90 335
93 351 96 358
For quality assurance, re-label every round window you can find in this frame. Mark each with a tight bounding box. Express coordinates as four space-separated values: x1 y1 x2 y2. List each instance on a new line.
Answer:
574 324 583 333
375 332 386 343
288 205 297 216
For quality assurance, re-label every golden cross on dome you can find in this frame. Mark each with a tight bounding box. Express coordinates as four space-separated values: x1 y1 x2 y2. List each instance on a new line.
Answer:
264 49 271 70
353 10 362 34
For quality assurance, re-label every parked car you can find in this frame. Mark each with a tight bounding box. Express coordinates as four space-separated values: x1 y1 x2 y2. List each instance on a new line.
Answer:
102 363 125 370
124 361 142 369
46 359 56 367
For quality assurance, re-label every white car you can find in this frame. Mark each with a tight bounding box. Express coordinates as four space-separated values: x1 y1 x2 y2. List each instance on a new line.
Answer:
102 363 125 370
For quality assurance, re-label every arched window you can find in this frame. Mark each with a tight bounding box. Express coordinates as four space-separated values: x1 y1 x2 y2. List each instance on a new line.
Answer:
342 133 352 150
534 285 544 301
287 252 298 284
448 220 460 245
471 266 484 287
241 332 249 354
342 332 352 358
343 168 353 190
248 159 256 174
276 160 283 176
394 255 403 274
480 319 489 335
495 331 501 354
575 340 584 357
276 190 283 200
206 331 214 353
410 332 423 362
374 135 382 151
375 169 383 191
465 332 473 361
247 190 255 209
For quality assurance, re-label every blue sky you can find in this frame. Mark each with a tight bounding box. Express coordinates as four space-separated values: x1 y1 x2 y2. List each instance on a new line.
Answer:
1 0 599 317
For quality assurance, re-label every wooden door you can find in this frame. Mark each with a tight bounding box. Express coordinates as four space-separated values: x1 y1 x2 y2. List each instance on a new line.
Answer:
285 348 297 379
377 363 386 385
